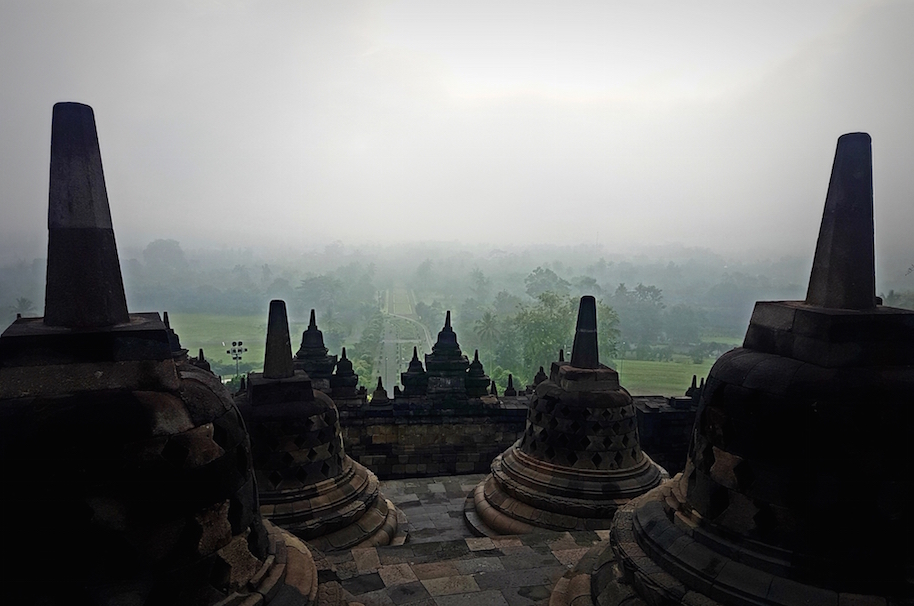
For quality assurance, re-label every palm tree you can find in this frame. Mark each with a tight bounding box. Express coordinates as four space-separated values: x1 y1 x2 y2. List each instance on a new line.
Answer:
9 297 36 316
474 311 499 347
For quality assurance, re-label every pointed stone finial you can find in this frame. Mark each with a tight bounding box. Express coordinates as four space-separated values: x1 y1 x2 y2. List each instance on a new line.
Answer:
533 366 548 386
198 348 205 361
44 102 129 328
341 347 348 360
805 133 875 310
309 308 317 328
474 349 480 362
490 380 498 396
570 296 599 369
263 300 294 379
559 349 565 362
163 311 171 328
412 346 419 361
691 375 697 390
445 310 452 329
377 376 383 389
505 374 517 396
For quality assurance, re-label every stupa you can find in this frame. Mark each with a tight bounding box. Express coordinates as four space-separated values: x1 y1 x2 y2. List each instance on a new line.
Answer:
424 311 471 405
330 347 364 411
236 300 403 551
0 103 330 605
579 133 914 606
293 309 337 392
399 346 429 397
466 349 492 397
466 296 663 535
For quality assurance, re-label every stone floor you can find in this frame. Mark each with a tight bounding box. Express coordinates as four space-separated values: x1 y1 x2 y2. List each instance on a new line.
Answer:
317 473 609 606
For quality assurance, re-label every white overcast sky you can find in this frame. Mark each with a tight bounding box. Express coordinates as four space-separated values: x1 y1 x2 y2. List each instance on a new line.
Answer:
1 0 912 262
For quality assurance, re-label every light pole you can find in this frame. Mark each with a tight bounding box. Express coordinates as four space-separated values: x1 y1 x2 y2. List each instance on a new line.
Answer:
227 340 247 378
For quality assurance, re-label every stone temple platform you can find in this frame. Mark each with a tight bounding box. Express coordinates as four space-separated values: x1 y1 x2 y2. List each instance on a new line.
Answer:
320 473 610 605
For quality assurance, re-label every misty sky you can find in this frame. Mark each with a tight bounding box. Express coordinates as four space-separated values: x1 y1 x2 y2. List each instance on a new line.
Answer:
1 1 913 266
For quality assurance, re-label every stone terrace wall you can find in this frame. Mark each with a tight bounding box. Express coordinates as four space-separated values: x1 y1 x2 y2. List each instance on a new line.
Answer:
338 395 698 480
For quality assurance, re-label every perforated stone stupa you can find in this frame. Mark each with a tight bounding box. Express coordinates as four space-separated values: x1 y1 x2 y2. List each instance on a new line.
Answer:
466 296 663 535
0 103 331 605
235 299 404 552
577 133 914 606
294 309 337 393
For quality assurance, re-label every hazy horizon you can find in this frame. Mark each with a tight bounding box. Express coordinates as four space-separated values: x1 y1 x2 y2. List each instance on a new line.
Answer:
2 1 914 272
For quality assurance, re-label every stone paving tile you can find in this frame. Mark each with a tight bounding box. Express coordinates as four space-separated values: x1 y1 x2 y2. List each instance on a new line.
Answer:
421 575 480 596
474 567 559 590
433 589 510 606
353 547 381 572
387 581 433 605
358 586 397 606
411 562 461 580
453 557 505 575
553 547 592 567
379 563 420 587
343 572 386 596
498 552 560 570
466 537 496 551
501 584 552 606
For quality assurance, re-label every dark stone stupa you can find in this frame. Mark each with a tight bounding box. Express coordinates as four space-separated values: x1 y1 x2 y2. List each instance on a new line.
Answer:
294 309 338 392
581 133 914 606
466 296 663 535
236 300 403 551
0 103 325 605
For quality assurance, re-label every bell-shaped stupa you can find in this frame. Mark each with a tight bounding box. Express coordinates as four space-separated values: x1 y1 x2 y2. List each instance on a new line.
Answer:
0 103 328 605
583 133 914 606
236 300 404 551
466 296 663 535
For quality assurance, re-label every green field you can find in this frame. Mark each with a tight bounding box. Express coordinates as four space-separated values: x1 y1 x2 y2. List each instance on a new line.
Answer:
609 358 716 396
167 313 719 393
167 313 272 375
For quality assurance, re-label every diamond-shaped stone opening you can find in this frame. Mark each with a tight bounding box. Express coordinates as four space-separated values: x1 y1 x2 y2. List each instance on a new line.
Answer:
534 412 543 424
212 423 228 447
268 470 283 488
537 429 548 441
630 447 639 460
601 408 612 420
548 417 559 430
323 412 335 425
294 435 307 448
317 429 329 443
296 468 309 484
559 405 570 417
556 433 569 447
569 421 580 433
734 459 755 491
567 451 578 466
591 453 602 467
526 425 535 435
305 417 315 430
602 436 613 449
281 452 294 468
266 435 280 451
307 448 318 461
162 440 189 467
528 439 537 452
544 401 555 413
544 446 556 460
591 422 602 433
320 461 331 477
328 440 335 454
611 422 622 435
622 435 630 447
613 451 625 467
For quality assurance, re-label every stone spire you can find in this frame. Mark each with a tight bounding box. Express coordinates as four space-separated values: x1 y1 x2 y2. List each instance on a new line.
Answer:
400 346 429 397
299 309 327 352
490 380 498 396
294 308 337 391
504 373 517 396
570 295 599 368
371 376 389 405
559 349 565 362
466 349 491 398
805 133 876 310
533 366 548 386
263 299 294 379
44 102 129 328
432 310 459 351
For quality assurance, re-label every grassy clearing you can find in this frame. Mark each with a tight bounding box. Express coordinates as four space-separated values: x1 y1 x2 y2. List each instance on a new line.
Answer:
167 313 271 374
609 358 716 397
167 312 718 394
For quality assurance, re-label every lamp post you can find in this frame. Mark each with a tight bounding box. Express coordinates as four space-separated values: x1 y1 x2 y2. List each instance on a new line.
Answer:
226 340 247 378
